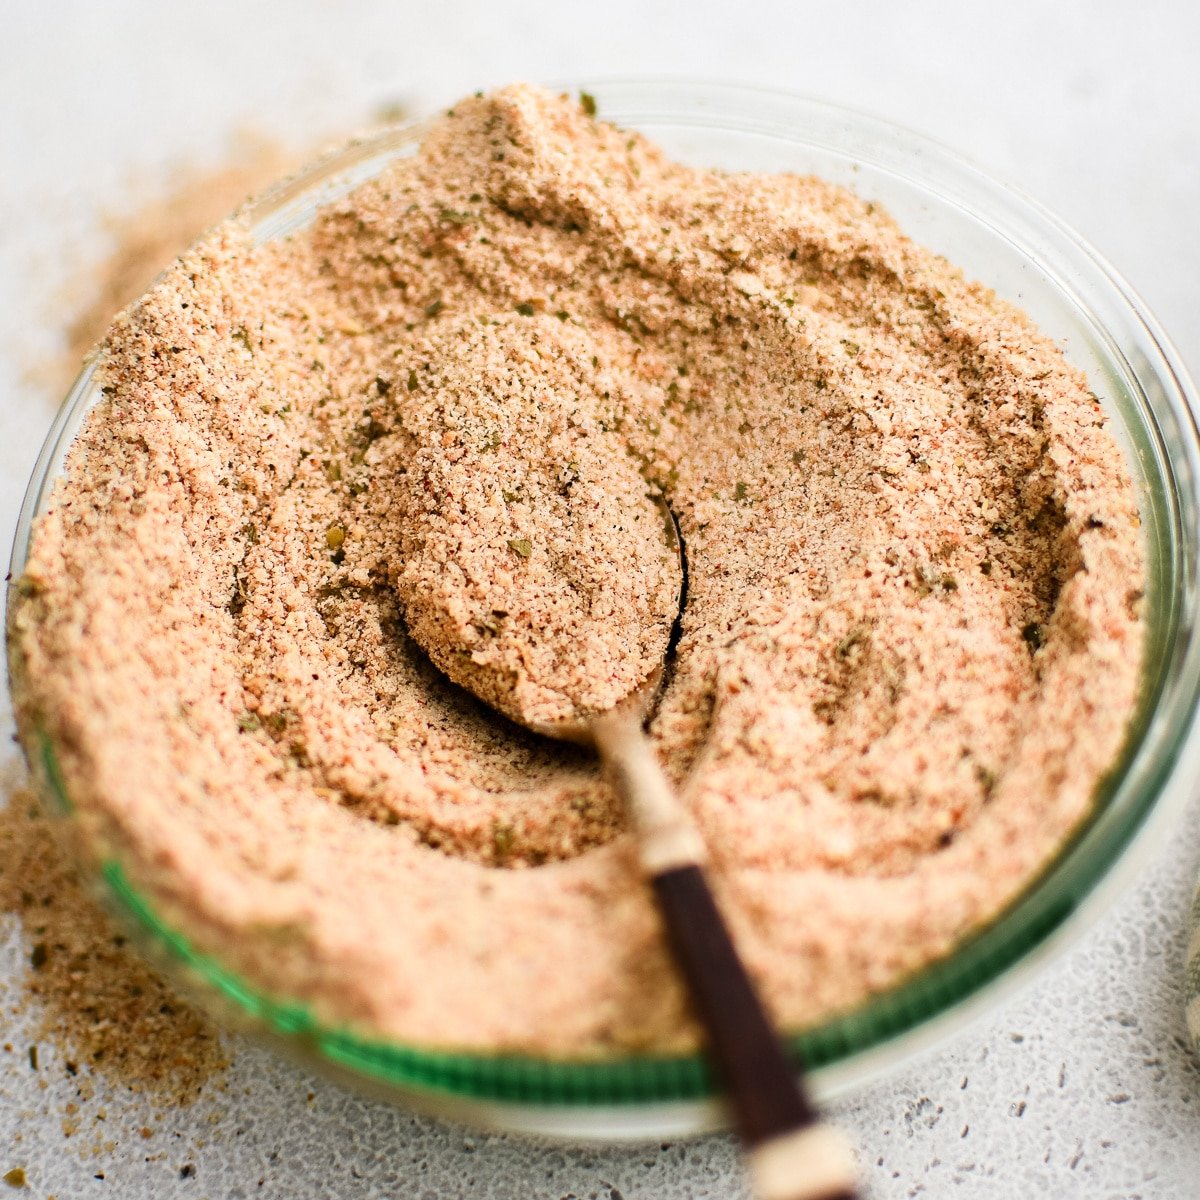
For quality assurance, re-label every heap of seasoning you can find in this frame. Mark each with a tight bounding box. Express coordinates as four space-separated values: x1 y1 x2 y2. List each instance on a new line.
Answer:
8 83 1145 1059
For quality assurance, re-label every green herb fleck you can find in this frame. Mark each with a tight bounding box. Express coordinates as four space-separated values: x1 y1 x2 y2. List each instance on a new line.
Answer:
515 302 536 317
237 712 261 734
27 1046 37 1071
407 369 419 392
493 823 515 860
733 482 750 503
555 310 570 322
227 570 248 618
231 326 253 353
980 560 994 576
580 91 597 118
507 538 533 558
835 627 870 661
262 709 295 737
29 944 47 971
324 460 342 483
439 208 473 225
424 299 443 318
326 525 346 552
240 523 259 545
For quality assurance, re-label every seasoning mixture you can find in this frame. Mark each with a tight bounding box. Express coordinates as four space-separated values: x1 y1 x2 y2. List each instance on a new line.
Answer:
9 84 1144 1055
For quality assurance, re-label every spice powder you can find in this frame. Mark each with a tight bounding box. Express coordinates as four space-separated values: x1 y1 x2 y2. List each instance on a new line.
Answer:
9 85 1144 1055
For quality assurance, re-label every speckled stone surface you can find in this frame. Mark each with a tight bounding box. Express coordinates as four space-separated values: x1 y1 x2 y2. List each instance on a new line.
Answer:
2 3 1199 1196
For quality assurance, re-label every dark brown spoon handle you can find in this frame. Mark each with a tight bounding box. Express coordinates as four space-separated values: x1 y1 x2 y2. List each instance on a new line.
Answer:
591 712 859 1200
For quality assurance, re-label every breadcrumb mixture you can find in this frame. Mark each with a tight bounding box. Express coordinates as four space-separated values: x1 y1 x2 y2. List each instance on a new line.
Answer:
9 85 1144 1055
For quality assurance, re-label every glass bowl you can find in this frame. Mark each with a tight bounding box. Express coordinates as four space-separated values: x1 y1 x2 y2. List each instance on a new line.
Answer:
8 81 1200 1141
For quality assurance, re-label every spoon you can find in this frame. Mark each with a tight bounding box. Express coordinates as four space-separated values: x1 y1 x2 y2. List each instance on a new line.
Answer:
402 486 859 1200
529 512 858 1200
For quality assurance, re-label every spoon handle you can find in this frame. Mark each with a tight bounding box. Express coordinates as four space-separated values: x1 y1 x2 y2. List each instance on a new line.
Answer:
590 712 859 1200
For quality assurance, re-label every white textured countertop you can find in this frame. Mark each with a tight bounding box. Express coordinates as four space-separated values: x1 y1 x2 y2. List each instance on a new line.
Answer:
3 2 1200 1196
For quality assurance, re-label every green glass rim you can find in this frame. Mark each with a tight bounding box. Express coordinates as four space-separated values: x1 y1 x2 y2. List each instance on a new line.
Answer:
9 81 1200 1121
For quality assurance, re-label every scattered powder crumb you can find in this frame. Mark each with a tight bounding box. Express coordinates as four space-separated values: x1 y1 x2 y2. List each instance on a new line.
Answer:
0 776 228 1105
9 84 1146 1056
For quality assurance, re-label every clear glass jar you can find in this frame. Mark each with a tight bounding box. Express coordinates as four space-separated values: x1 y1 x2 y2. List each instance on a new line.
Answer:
9 81 1200 1140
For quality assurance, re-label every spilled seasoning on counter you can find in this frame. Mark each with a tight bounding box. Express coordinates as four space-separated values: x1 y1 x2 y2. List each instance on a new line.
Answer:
0 774 227 1106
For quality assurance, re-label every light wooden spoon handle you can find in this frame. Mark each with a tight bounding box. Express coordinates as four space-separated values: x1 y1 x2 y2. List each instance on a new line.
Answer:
590 712 860 1200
